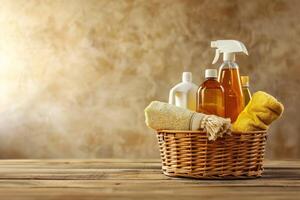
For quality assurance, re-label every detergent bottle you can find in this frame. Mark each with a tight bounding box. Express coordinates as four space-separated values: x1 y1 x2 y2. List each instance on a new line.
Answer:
169 72 198 111
211 40 248 122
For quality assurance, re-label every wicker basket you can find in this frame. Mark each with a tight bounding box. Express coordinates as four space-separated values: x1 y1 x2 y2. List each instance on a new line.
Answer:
157 130 267 179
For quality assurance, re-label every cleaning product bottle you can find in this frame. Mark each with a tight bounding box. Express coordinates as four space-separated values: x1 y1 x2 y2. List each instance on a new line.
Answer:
211 40 248 122
169 72 198 111
197 69 225 117
241 76 252 106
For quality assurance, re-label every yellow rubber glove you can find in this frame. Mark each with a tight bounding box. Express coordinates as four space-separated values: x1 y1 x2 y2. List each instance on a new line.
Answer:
233 91 284 131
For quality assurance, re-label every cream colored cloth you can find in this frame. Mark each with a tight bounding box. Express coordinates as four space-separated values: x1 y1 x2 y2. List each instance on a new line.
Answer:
144 101 231 140
233 91 284 131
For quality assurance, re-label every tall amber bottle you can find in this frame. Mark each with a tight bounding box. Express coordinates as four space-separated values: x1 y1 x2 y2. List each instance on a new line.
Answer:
211 40 248 122
197 69 225 117
219 61 244 122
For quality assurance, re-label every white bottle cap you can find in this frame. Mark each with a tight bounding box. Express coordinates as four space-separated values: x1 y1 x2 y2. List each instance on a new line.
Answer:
205 69 218 79
182 72 192 82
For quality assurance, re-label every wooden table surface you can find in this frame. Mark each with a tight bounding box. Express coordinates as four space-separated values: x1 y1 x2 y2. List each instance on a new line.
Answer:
0 159 298 200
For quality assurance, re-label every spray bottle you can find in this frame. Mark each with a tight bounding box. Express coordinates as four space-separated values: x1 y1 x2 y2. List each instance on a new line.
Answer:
211 40 248 122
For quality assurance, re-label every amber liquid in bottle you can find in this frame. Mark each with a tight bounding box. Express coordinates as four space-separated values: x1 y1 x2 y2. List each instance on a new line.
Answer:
218 61 244 122
197 73 225 117
241 76 252 106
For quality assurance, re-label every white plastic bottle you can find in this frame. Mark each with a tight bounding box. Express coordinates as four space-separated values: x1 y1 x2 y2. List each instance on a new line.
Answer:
168 72 198 111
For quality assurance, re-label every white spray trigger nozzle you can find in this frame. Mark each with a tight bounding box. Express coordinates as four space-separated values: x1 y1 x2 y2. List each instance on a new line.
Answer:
210 40 248 63
212 49 220 64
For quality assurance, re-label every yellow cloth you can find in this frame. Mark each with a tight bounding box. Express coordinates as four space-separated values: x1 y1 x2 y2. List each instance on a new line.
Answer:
233 91 284 131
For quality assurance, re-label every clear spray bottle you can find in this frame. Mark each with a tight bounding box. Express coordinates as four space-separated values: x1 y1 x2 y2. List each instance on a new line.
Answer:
211 40 248 122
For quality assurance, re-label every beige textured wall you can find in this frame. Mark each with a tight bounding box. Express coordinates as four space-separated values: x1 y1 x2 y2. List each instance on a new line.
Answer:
0 0 299 159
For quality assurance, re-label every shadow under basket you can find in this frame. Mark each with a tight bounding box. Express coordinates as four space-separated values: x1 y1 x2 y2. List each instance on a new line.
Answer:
157 130 267 179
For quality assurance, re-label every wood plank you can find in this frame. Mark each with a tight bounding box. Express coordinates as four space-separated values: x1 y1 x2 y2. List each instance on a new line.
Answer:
263 160 300 169
0 187 298 200
0 159 162 169
0 159 298 199
0 179 299 188
0 159 298 169
0 168 165 180
0 168 298 181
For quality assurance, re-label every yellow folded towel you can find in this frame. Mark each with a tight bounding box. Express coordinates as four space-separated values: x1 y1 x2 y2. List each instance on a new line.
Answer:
233 91 284 131
145 101 231 140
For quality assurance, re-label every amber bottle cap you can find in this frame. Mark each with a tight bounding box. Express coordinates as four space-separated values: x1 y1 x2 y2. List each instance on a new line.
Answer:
241 76 250 87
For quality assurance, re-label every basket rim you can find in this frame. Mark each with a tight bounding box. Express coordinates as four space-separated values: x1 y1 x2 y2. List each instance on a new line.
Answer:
157 129 267 134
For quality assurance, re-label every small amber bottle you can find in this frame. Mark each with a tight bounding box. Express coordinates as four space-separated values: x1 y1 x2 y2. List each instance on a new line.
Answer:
197 69 225 117
241 76 252 106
